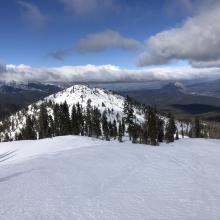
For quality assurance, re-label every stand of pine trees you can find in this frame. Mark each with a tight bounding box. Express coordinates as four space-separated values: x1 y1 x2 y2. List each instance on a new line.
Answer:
123 96 176 145
1 97 182 146
188 117 208 138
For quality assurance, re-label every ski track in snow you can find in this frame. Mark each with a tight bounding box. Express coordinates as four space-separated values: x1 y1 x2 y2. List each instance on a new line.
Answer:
0 136 220 219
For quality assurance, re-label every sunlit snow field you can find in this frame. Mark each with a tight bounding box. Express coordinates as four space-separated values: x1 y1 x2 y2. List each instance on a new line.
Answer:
0 136 220 220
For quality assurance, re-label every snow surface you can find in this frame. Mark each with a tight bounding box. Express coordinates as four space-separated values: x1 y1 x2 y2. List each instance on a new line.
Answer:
0 136 220 220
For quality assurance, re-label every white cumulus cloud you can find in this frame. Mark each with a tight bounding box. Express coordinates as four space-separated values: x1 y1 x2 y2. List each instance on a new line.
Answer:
76 30 141 53
137 2 220 68
48 30 141 60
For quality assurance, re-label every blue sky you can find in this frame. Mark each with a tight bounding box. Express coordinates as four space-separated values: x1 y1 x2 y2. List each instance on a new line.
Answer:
0 0 190 68
1 0 220 84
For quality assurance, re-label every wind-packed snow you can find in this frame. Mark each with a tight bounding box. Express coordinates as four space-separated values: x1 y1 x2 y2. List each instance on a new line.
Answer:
0 136 220 220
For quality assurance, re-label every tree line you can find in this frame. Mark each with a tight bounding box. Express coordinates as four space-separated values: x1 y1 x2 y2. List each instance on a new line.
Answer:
4 97 178 146
122 97 177 145
0 96 211 144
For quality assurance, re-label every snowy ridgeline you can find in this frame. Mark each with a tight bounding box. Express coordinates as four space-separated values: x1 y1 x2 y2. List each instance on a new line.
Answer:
0 85 145 141
0 136 220 219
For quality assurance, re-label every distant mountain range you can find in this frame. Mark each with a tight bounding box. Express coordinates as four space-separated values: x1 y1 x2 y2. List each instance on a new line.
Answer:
0 82 62 120
121 82 220 106
1 79 220 122
120 81 220 120
0 81 62 93
187 79 220 98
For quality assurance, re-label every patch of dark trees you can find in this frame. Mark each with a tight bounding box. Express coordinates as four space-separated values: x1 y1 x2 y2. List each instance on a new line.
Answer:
1 97 207 145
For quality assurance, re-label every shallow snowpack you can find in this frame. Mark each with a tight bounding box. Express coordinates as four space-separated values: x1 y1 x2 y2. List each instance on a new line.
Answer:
0 136 220 220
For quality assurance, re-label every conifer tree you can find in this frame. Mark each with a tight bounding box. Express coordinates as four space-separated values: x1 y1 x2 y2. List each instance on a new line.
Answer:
23 116 37 140
202 124 208 138
85 99 92 136
142 110 149 144
175 130 179 140
108 121 114 138
127 105 135 125
102 111 110 141
157 118 164 143
123 96 130 116
92 107 102 138
60 101 71 135
123 96 135 125
118 121 123 142
113 119 118 139
165 113 176 143
131 123 139 143
53 104 61 136
194 117 201 138
4 133 9 142
71 104 80 135
180 122 184 138
48 115 55 137
116 113 120 122
15 132 23 141
147 107 158 146
188 127 193 138
76 102 84 136
122 118 125 136
38 103 49 139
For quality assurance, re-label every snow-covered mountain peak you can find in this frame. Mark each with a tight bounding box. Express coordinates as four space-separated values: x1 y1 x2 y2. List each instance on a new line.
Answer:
0 84 144 141
45 84 125 113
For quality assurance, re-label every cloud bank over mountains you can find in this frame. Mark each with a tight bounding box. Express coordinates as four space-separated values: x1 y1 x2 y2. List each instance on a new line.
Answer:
1 64 220 83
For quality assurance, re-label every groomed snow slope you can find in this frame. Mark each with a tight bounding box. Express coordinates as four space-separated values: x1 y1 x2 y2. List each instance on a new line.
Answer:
0 137 220 220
